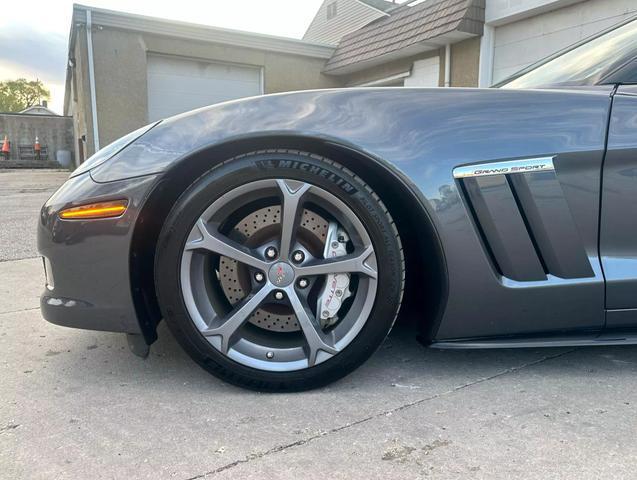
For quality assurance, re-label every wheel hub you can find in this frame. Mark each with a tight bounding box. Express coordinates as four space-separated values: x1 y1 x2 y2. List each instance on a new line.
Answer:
268 262 295 287
218 206 329 332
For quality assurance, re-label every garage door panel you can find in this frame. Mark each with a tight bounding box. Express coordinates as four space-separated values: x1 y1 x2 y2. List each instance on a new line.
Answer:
150 69 260 85
494 28 579 71
492 0 637 84
580 15 630 37
147 55 261 122
149 74 259 96
147 56 260 81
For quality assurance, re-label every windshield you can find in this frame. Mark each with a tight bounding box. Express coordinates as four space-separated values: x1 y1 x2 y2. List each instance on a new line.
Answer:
499 17 637 89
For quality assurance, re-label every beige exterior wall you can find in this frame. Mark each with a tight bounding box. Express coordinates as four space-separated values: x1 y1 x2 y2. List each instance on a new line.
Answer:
91 28 149 151
450 37 480 87
67 26 94 164
73 26 343 157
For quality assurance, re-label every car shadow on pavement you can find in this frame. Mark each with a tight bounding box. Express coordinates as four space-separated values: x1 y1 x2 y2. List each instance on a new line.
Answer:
49 317 637 396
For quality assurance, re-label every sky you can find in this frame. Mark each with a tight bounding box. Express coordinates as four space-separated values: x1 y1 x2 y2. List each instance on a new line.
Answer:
0 0 330 114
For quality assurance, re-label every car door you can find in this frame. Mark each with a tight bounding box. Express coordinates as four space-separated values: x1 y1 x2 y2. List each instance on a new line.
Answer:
601 84 637 329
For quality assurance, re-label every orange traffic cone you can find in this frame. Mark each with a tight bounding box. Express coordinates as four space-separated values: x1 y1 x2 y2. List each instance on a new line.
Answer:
1 136 9 160
34 136 41 161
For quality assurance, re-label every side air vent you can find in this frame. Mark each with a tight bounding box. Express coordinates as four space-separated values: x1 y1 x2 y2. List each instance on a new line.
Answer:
454 157 593 282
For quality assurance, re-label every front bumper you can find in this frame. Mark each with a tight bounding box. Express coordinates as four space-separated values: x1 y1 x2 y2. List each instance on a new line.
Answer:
37 172 158 334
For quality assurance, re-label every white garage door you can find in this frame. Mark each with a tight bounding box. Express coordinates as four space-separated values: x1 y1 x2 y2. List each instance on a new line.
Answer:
147 54 262 121
492 0 637 83
404 57 440 87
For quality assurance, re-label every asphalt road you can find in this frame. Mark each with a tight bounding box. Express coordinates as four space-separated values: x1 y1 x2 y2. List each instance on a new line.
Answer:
2 170 637 479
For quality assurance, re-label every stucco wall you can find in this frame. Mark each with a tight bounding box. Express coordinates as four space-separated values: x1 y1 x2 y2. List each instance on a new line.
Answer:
91 27 149 149
83 26 343 153
67 26 94 165
450 37 480 87
0 114 73 166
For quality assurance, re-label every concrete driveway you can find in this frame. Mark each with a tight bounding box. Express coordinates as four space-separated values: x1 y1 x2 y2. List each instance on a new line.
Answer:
2 169 637 479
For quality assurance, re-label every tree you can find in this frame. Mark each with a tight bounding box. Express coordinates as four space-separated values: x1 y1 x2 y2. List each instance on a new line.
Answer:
0 78 50 112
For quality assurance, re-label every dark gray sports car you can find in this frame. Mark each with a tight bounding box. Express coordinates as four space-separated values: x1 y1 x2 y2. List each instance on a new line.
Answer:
39 17 637 390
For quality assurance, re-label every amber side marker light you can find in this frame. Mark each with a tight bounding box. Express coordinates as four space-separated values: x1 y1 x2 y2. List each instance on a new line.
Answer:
59 200 129 220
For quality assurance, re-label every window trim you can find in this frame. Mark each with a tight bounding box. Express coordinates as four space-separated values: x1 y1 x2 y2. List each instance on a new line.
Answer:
327 2 338 20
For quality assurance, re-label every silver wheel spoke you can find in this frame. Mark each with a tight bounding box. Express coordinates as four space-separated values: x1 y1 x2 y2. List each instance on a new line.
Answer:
186 219 268 270
288 288 339 367
295 245 377 279
202 285 273 353
180 178 380 372
277 180 311 261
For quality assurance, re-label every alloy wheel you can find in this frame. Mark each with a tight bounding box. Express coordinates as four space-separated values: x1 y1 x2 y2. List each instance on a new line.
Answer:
180 179 378 371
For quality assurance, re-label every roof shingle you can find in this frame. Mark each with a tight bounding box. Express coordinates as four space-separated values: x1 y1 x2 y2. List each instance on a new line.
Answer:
325 0 484 73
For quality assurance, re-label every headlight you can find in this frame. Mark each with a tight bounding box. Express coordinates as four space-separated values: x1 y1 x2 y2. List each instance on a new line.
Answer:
70 121 160 178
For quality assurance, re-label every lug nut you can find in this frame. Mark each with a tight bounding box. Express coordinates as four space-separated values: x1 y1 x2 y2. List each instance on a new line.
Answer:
322 310 330 318
254 272 265 283
297 278 309 289
335 289 343 297
292 250 305 263
274 291 285 300
331 241 339 249
266 351 274 359
265 247 278 259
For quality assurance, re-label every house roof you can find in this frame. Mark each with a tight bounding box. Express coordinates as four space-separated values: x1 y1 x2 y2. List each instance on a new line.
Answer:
358 0 398 13
324 0 485 74
19 105 59 116
70 4 335 58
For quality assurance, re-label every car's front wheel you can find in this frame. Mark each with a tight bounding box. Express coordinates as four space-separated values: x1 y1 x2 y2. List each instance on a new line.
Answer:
155 150 404 391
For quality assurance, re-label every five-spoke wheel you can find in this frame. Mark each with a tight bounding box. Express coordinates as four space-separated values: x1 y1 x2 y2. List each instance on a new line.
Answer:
156 151 404 390
181 178 378 369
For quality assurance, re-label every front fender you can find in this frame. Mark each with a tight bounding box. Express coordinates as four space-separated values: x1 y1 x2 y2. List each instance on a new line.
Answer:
93 87 612 340
91 87 609 187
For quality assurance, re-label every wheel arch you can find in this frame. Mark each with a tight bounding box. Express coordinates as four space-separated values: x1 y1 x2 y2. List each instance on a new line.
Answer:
130 134 448 345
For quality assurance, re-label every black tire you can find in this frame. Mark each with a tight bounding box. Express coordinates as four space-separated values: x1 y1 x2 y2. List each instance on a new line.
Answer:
155 150 404 391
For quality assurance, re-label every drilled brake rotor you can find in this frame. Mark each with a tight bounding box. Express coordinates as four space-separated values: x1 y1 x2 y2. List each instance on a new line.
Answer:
219 206 329 332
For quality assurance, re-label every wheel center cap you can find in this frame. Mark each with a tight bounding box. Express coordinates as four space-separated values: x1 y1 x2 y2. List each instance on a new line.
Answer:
268 262 295 287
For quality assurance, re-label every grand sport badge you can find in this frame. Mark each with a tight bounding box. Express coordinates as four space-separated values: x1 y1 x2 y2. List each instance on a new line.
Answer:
453 157 555 179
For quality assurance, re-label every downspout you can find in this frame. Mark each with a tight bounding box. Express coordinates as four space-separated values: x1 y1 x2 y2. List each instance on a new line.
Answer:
478 24 495 87
86 9 100 152
444 43 451 87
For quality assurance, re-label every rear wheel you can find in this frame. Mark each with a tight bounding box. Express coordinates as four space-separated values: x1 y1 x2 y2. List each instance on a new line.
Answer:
155 151 404 391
